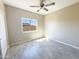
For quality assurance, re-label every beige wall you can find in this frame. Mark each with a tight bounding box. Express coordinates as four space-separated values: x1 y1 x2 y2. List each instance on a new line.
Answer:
5 5 44 46
0 0 4 11
45 2 79 47
0 0 8 59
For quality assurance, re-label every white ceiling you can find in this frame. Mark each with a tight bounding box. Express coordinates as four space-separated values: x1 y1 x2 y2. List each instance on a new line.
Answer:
3 0 79 15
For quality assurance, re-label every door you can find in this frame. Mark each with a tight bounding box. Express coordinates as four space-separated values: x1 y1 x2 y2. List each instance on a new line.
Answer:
0 39 2 59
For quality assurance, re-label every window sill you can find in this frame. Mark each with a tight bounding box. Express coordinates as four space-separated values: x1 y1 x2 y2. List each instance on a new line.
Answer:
22 30 38 33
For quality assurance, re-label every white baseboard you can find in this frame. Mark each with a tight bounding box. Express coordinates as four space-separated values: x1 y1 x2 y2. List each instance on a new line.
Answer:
9 37 79 50
9 37 45 47
52 39 79 50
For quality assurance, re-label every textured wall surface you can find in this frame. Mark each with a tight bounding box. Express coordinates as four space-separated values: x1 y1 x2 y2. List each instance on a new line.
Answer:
5 5 44 46
45 3 79 47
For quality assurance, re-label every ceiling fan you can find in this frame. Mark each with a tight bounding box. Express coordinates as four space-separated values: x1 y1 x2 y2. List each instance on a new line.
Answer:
30 0 55 12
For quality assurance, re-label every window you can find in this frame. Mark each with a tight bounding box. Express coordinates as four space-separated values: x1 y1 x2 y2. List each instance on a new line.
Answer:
21 17 38 32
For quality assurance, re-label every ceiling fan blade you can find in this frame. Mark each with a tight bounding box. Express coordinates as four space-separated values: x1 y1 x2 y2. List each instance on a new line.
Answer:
45 2 55 7
30 6 40 7
37 7 42 12
44 8 48 11
40 0 45 5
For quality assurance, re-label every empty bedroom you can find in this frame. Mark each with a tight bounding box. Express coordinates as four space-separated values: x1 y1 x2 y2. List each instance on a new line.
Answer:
0 0 79 59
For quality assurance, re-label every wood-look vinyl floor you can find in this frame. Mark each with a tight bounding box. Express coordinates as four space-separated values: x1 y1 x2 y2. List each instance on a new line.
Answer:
5 38 79 59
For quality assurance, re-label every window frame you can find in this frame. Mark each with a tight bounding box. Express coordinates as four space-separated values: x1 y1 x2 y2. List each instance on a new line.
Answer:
21 17 38 33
